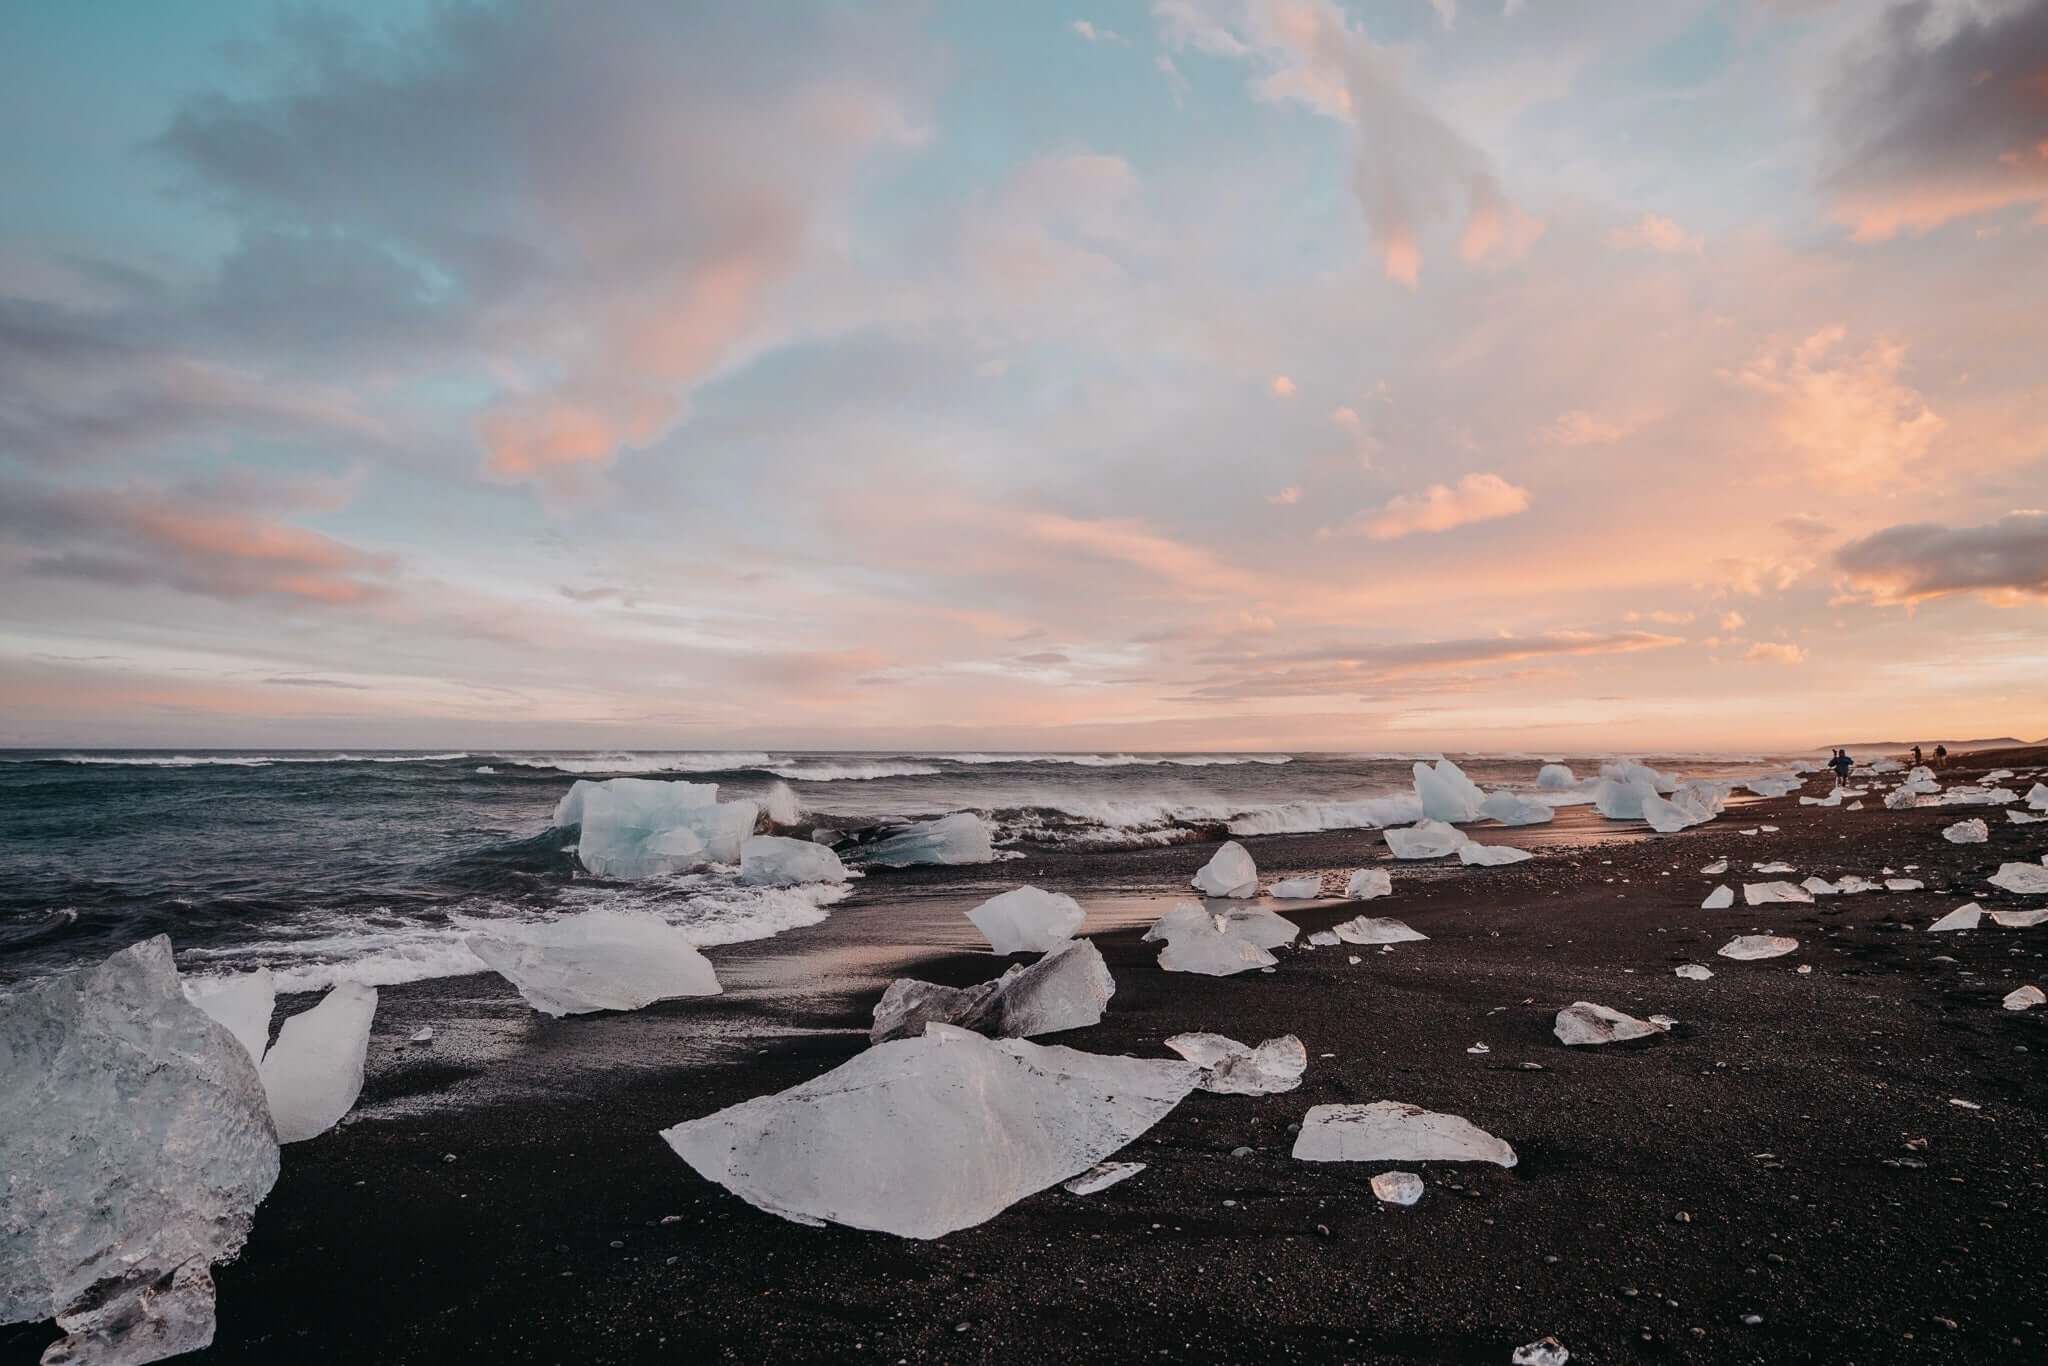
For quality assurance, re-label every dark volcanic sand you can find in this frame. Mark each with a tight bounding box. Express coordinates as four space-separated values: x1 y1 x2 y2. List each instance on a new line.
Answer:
7 768 2046 1365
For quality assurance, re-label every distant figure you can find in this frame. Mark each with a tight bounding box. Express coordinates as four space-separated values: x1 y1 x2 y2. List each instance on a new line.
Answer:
1830 749 1854 787
1934 743 1948 769
1911 744 1923 767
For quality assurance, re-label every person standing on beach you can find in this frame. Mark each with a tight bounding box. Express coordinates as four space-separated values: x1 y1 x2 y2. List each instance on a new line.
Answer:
1830 749 1853 788
1934 744 1948 769
1912 744 1923 767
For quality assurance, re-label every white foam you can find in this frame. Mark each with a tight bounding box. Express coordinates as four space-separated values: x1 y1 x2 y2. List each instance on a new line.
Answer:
927 753 1292 767
766 761 944 781
506 752 772 775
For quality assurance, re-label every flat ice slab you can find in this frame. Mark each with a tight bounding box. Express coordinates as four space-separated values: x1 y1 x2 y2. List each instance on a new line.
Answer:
660 1023 1200 1238
1268 876 1323 899
1988 862 2048 895
1384 820 1468 860
1164 1032 1307 1094
185 968 275 1065
1927 903 1982 932
1344 868 1393 900
1292 1100 1516 1167
1701 886 1734 909
738 835 846 887
1743 881 1811 906
1718 935 1799 961
1332 915 1426 945
1554 1001 1664 1046
2003 985 2044 1012
1458 842 1533 867
869 940 1113 1044
966 886 1085 955
465 908 721 1017
1942 819 1988 845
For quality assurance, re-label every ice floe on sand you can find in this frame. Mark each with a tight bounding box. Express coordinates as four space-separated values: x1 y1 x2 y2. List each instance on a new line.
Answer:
966 886 1085 954
1164 1032 1307 1094
464 907 720 1016
1144 903 1296 976
1292 1101 1516 1167
869 940 1112 1044
1332 915 1425 945
1384 820 1468 860
1554 1001 1665 1046
1718 935 1799 961
257 981 377 1144
1344 868 1393 900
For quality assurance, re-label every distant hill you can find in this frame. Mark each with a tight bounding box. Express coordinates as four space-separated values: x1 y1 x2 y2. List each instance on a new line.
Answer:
1817 737 2037 755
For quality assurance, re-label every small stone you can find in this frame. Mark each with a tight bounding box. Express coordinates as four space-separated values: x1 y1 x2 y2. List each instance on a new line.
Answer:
1673 1210 1693 1223
1231 1146 1254 1158
1741 1314 1762 1327
441 1153 458 1164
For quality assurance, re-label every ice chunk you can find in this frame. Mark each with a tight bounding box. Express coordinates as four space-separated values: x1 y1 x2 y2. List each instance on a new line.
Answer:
863 812 996 867
1754 862 1797 874
1536 764 1576 790
1292 1100 1517 1167
0 938 279 1366
573 782 759 879
1743 881 1811 906
1333 915 1426 945
1800 791 1843 807
1701 859 1728 875
1884 878 1923 892
1384 820 1469 859
465 907 721 1017
762 781 801 828
2008 809 2048 825
1344 868 1393 900
1554 1001 1664 1046
1717 935 1799 961
409 1026 434 1044
1943 819 1988 845
869 939 1113 1044
1674 964 1713 980
1413 758 1485 822
184 969 274 1065
1151 912 1279 977
2004 985 2045 1011
1191 841 1259 897
1989 863 2048 895
1269 875 1323 900
1306 930 1340 947
1743 774 1802 799
660 1024 1200 1237
966 886 1085 954
1512 1339 1570 1366
552 776 718 829
1165 1032 1307 1094
258 981 377 1144
1065 1161 1145 1195
1989 908 2048 928
1701 885 1734 909
1927 903 1982 931
2028 782 2048 811
1800 877 1838 896
738 835 846 887
1458 842 1533 867
1370 1171 1424 1206
1594 773 1658 820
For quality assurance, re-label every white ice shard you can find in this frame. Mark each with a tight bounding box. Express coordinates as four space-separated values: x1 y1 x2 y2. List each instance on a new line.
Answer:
2028 782 2048 811
1 938 280 1366
1989 863 2048 895
1647 779 1731 833
1943 819 1989 845
2005 985 2045 1011
1885 878 1923 892
660 1023 1200 1238
258 981 377 1144
1149 911 1279 977
1834 875 1881 894
1212 907 1299 950
1370 1170 1424 1206
1480 791 1554 825
1800 791 1843 807
1512 1339 1570 1366
1344 867 1394 900
863 812 996 867
762 781 801 828
1332 915 1426 945
1717 935 1799 961
738 835 847 887
1743 774 1803 799
1292 1100 1517 1167
1701 859 1728 875
1269 876 1323 900
1743 881 1811 906
1413 758 1486 823
1701 885 1734 909
1553 1001 1664 1046
1536 763 1576 790
1384 820 1469 860
1306 930 1341 947
552 775 718 830
184 969 275 1065
1928 903 1982 931
966 886 1086 954
869 939 1113 1044
1458 842 1533 867
1164 1032 1307 1094
1674 964 1713 980
1989 908 2048 928
1065 1161 1145 1195
1594 773 1658 820
2008 809 2048 825
1754 862 1796 874
464 907 721 1017
1191 841 1259 897
1800 877 1838 896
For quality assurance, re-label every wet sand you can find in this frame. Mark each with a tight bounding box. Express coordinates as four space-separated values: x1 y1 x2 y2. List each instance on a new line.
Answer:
6 767 2045 1364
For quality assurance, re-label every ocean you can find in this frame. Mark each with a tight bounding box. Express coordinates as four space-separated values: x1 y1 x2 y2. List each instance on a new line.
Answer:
0 748 1801 991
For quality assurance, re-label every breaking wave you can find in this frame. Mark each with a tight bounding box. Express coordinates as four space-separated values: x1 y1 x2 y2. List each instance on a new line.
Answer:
928 752 1293 768
767 761 944 781
983 791 1421 849
502 752 773 775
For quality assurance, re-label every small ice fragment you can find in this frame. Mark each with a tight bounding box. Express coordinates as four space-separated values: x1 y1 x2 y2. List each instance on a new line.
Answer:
1885 878 1923 892
1553 1001 1663 1046
2003 985 2044 1011
1370 1170 1425 1205
1801 877 1838 896
1344 867 1393 900
1307 930 1341 947
1743 881 1811 906
1384 820 1469 860
1292 1100 1516 1167
1332 915 1426 945
259 981 378 1143
1754 862 1796 874
1269 875 1323 900
1988 863 2048 895
1347 955 1361 964
1165 1032 1307 1094
1701 886 1734 910
409 1026 435 1044
1927 903 1982 932
1675 964 1713 980
1989 908 2048 928
869 939 1113 1044
1948 1098 1980 1110
184 968 275 1065
1148 909 1279 977
738 835 847 887
1942 818 1988 845
1649 1014 1679 1028
1459 842 1534 867
1511 1338 1569 1366
1701 859 1728 875
2008 809 2048 824
1796 964 1813 974
1065 1162 1145 1196
1466 1043 1490 1055
1191 840 1259 897
965 886 1085 954
1760 825 1779 832
465 907 721 1016
1717 935 1799 961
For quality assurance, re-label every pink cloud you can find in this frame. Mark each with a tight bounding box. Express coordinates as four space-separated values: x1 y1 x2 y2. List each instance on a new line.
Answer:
1353 472 1532 540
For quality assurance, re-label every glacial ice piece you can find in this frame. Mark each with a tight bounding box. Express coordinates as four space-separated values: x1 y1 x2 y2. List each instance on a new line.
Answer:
1269 876 1323 900
1 938 280 1366
464 907 721 1017
762 781 801 828
1594 774 1658 820
1701 859 1728 875
1370 1171 1424 1206
1743 774 1803 799
1512 1339 1570 1366
1344 868 1393 900
1553 1001 1664 1046
1989 863 2048 895
2005 985 2045 1011
864 812 996 867
1943 819 1988 845
659 1023 1201 1237
1306 930 1340 947
1191 841 1259 897
184 969 275 1065
966 886 1085 954
869 939 1113 1044
552 776 718 830
1701 885 1734 909
1150 912 1279 977
1413 759 1485 823
1674 964 1713 980
1989 908 2048 928
2008 809 2048 825
1743 881 1811 906
1927 903 1982 932
1384 820 1469 860
1800 877 1838 896
1754 862 1796 874
1332 915 1425 945
738 835 847 887
1834 875 1881 894
1480 791 1554 826
2028 782 2048 811
1717 935 1799 961
1643 780 1730 833
1536 764 1576 790
1884 878 1923 892
571 781 760 879
1065 1162 1145 1195
1800 791 1843 807
1164 1032 1307 1094
1292 1101 1517 1167
1216 907 1300 949
258 981 377 1144
1458 842 1533 867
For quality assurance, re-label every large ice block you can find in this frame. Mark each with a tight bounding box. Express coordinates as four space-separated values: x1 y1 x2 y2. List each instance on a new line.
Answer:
1413 759 1485 823
258 981 378 1144
738 835 846 887
464 908 721 1017
1480 791 1554 826
184 969 274 1066
1384 820 1469 859
1292 1100 1516 1166
868 940 1114 1044
1190 841 1259 897
863 813 996 866
966 886 1085 954
1163 1032 1307 1094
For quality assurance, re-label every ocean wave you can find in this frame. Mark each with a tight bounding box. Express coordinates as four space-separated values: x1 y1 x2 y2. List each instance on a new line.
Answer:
978 790 1419 848
768 761 943 781
502 751 773 775
926 752 1293 768
52 754 280 767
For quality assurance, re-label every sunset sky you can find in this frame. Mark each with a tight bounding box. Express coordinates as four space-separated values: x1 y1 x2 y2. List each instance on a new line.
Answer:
2 0 2044 753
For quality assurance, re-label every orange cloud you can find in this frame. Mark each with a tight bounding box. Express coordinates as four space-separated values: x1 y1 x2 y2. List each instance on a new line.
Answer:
1353 472 1531 540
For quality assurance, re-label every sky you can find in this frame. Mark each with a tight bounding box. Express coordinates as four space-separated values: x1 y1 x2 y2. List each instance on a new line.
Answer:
1 0 2044 754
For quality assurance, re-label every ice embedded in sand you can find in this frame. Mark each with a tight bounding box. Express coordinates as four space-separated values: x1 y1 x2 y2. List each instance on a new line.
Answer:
1370 1171 1425 1206
1 938 280 1366
966 886 1085 954
1458 842 1533 867
1927 903 1982 932
1332 915 1425 945
1413 758 1485 823
1292 1100 1517 1167
1164 1032 1307 1094
1190 840 1259 897
258 981 377 1144
1065 1162 1145 1196
863 812 996 867
1675 964 1713 980
1480 791 1554 826
1743 881 1811 906
869 939 1113 1044
1701 885 1734 909
659 1023 1201 1238
464 907 721 1017
185 968 275 1065
1553 1001 1665 1046
1268 876 1323 900
738 835 846 887
1344 868 1393 900
1989 908 2048 928
1988 862 2048 895
1384 820 1469 860
1718 935 1799 961
1536 763 1576 790
2005 986 2045 1011
1943 819 1988 845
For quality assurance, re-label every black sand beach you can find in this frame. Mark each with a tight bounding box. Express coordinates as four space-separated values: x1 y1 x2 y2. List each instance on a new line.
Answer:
7 762 2045 1365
